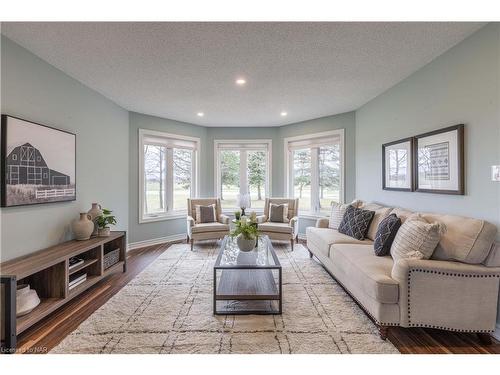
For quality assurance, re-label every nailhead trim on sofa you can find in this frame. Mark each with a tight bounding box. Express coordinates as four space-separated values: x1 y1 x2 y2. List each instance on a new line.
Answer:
407 268 500 333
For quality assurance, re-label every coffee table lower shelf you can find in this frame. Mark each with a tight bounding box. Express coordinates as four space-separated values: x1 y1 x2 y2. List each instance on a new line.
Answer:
213 269 282 315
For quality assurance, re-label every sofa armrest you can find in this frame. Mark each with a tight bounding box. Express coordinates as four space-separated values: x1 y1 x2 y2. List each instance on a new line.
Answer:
256 215 267 224
218 214 230 224
187 215 195 238
392 258 500 331
315 218 329 228
290 216 299 238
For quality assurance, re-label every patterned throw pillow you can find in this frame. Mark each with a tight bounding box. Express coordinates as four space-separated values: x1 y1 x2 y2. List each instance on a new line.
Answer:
374 214 401 256
195 204 216 223
269 203 289 223
328 200 362 230
338 206 375 241
390 214 446 262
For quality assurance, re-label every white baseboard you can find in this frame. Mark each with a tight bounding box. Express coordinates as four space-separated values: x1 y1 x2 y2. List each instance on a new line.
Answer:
128 233 186 251
493 323 500 341
298 233 307 240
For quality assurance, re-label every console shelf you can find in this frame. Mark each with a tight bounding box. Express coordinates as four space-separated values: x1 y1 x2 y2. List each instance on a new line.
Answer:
0 231 126 352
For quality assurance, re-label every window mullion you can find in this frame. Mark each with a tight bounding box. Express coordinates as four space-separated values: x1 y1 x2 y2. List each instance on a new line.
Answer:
310 147 320 214
240 150 248 195
166 148 174 212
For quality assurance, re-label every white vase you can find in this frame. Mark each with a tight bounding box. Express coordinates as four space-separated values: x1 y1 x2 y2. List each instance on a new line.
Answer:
236 234 257 252
87 203 103 237
72 213 94 240
16 284 41 317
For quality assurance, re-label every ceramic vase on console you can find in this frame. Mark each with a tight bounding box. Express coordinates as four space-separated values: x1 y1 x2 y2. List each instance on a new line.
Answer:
72 213 94 240
16 284 41 317
87 203 103 237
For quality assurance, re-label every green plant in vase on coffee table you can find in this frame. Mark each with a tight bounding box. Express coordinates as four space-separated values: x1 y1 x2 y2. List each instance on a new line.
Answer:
230 214 259 251
96 209 117 237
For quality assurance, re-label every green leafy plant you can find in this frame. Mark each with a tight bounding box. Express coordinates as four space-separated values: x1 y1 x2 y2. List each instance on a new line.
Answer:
96 209 117 229
230 218 259 240
234 210 241 220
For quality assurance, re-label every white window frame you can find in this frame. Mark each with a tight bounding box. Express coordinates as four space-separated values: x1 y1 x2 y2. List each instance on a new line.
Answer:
214 139 272 213
284 129 345 217
139 128 200 223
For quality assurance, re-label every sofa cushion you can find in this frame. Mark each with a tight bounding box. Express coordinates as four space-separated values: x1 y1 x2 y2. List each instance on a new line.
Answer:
374 213 401 256
258 222 293 234
422 213 498 264
306 227 372 258
330 244 399 304
338 206 375 240
191 222 229 234
361 203 393 241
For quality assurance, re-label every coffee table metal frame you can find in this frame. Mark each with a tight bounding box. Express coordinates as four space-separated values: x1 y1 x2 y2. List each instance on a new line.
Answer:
213 235 282 315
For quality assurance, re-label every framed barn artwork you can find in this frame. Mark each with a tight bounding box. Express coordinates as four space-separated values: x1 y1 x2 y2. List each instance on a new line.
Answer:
382 137 414 191
414 124 464 195
1 115 76 207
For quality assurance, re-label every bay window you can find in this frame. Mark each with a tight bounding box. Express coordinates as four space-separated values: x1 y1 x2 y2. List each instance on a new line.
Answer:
285 130 344 215
139 129 199 222
215 140 271 211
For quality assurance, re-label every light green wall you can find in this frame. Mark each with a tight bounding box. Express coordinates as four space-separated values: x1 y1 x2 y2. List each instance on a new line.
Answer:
0 36 130 262
355 23 500 326
356 23 500 235
129 112 356 243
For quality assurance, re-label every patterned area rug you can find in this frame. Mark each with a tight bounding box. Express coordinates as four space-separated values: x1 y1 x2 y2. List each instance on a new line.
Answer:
51 242 399 354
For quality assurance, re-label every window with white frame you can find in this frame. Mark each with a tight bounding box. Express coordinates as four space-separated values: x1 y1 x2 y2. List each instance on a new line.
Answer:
285 130 344 216
139 129 199 222
215 140 271 211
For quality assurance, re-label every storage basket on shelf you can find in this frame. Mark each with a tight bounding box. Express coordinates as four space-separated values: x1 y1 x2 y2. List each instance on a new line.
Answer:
103 248 120 269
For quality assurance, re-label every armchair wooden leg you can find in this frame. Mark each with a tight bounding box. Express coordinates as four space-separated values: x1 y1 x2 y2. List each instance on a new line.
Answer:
377 325 389 341
477 333 492 345
186 235 189 243
290 239 294 251
190 239 194 251
295 236 299 244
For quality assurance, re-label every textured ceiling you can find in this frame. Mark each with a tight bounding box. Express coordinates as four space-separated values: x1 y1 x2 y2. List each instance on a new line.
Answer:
1 22 484 127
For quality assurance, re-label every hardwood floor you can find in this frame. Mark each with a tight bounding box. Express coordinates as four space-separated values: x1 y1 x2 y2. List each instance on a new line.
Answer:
14 241 500 354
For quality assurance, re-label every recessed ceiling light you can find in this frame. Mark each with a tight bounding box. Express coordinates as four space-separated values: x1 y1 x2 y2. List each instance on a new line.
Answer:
280 111 288 117
235 78 246 85
197 112 204 117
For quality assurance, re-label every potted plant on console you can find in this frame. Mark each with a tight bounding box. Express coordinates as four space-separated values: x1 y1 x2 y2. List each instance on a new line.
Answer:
231 215 259 251
96 209 117 237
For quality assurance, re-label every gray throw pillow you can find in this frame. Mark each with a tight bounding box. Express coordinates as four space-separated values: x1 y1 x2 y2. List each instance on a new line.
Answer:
374 213 401 256
269 203 288 223
195 204 216 223
338 206 375 241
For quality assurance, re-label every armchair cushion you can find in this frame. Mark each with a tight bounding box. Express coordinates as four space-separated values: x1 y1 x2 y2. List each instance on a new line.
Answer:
218 214 230 224
258 222 293 234
191 222 230 234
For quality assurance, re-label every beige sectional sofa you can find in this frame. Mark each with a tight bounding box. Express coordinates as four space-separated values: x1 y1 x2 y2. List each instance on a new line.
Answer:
306 202 500 342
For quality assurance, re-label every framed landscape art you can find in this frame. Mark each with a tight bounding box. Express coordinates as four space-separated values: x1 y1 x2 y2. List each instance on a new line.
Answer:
1 115 76 207
382 137 414 191
414 124 464 195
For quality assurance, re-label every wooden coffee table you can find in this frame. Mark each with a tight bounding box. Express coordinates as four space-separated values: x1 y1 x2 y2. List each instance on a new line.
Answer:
213 235 282 315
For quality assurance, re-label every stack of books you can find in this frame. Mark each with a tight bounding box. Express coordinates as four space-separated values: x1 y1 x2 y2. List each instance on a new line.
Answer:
69 257 84 270
69 273 87 290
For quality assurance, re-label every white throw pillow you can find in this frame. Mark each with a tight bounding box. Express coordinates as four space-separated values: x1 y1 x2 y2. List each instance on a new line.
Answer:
328 199 362 230
390 214 446 262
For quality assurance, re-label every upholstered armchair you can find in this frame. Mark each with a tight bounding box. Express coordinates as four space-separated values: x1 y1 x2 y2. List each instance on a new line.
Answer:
187 198 230 250
256 198 299 251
